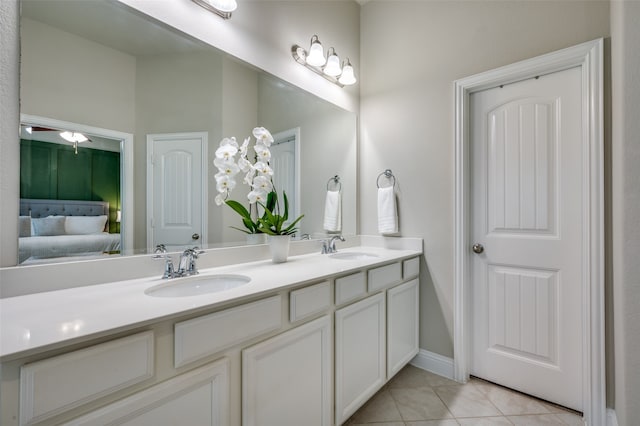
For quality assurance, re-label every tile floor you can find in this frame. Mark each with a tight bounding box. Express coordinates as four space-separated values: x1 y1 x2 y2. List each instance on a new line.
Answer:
344 365 583 426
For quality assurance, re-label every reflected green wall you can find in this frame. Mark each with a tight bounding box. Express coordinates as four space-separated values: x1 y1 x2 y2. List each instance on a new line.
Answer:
20 139 120 233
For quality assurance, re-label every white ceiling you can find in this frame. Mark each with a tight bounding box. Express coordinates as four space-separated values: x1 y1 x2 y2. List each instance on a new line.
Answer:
21 0 208 57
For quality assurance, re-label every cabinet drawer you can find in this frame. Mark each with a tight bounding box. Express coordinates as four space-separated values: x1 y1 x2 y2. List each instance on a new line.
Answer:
65 358 229 426
174 295 282 368
335 271 366 306
20 331 154 426
368 262 402 292
290 281 331 322
403 257 420 279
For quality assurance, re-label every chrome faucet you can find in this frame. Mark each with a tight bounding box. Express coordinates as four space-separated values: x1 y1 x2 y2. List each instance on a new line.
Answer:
176 247 205 277
152 244 175 279
321 235 345 254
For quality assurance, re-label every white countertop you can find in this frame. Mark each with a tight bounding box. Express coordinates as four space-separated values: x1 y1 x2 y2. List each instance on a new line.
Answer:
0 246 420 360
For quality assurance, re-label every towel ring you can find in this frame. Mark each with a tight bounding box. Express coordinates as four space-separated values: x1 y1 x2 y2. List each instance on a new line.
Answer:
327 175 342 191
376 169 396 188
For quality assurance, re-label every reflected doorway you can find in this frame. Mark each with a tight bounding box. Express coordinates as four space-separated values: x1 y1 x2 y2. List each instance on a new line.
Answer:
19 114 133 264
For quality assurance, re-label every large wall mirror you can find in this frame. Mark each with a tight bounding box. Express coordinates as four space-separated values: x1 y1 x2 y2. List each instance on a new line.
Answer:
17 0 357 266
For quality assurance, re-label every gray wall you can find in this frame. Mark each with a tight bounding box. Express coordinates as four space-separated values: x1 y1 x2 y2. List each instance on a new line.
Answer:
0 0 20 266
611 1 640 424
20 18 136 133
359 0 609 359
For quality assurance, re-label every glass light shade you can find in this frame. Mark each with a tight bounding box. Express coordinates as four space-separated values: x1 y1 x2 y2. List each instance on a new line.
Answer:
60 131 88 143
338 63 357 85
206 0 237 12
324 52 342 77
116 210 122 223
306 40 326 67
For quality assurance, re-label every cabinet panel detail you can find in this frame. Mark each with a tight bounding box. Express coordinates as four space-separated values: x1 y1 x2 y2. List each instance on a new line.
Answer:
335 293 386 425
289 281 331 323
387 279 420 378
175 295 282 368
335 271 366 306
242 316 331 426
20 331 154 426
402 257 420 280
65 358 229 426
368 262 402 292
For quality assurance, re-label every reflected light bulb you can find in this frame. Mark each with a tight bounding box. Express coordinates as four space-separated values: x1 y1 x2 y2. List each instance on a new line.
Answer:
206 0 237 12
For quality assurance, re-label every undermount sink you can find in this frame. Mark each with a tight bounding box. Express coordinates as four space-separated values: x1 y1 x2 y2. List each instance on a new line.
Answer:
145 274 251 297
329 251 380 260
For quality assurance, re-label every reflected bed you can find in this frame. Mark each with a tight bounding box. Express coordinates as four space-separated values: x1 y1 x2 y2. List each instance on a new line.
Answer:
19 199 121 264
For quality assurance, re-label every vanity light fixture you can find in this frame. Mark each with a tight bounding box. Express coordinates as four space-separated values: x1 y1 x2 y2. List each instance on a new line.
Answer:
292 35 357 88
191 0 237 19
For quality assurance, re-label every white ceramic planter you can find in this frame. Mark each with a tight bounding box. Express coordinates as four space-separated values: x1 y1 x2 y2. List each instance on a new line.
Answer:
246 233 267 245
267 235 291 263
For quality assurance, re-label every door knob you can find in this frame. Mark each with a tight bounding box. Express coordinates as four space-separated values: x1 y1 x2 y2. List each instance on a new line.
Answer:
192 233 200 240
472 243 484 254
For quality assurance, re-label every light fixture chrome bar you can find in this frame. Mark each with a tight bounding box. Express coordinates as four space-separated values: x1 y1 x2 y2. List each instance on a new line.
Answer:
191 0 233 19
291 45 345 88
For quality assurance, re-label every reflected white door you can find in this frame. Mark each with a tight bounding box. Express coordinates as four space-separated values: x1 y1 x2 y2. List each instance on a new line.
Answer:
147 132 208 251
470 67 583 410
271 128 300 228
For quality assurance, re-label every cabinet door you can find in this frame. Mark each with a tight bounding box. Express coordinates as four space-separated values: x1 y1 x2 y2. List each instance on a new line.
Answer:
335 293 386 425
387 278 420 378
242 316 331 426
65 358 229 426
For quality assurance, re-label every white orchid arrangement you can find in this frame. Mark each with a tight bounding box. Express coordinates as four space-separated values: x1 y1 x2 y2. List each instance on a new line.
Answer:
214 127 303 236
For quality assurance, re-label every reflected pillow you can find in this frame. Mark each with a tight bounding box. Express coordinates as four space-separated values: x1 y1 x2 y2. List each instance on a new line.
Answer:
31 216 66 236
64 215 108 235
19 216 31 237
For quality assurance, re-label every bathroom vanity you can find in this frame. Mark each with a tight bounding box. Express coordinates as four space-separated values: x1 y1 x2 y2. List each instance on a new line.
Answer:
0 239 421 426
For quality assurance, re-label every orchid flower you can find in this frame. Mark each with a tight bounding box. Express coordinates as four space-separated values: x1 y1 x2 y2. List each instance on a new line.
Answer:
215 143 238 161
253 127 274 147
214 193 227 206
252 175 273 192
253 161 274 176
238 157 252 173
220 137 239 148
216 175 236 193
254 143 271 162
243 168 257 185
239 137 250 157
215 161 240 178
247 189 268 204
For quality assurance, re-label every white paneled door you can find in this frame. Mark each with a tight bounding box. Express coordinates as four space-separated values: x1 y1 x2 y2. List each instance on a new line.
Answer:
147 132 208 251
470 67 583 411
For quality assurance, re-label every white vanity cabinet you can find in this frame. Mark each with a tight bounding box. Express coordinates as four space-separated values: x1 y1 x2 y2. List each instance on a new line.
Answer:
65 358 230 426
242 316 332 426
5 250 422 426
387 278 420 378
335 292 386 425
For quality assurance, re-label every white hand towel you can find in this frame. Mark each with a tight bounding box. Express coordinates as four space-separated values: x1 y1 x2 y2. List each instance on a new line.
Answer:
377 186 398 235
323 190 342 232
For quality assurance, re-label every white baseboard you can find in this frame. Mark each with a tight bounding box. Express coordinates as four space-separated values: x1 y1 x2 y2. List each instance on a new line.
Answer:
410 349 455 380
607 408 618 426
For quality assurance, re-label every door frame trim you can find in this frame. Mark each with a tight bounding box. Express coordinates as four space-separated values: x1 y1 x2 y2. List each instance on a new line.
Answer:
146 132 208 250
453 39 604 424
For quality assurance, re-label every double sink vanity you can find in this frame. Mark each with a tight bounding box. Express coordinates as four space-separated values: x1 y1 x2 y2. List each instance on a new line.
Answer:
0 237 422 426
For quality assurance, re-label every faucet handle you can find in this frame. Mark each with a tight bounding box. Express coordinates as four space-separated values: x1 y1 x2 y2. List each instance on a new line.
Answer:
184 246 205 258
152 244 168 258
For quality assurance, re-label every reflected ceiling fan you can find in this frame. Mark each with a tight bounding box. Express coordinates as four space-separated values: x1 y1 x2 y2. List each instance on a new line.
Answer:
24 125 92 154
